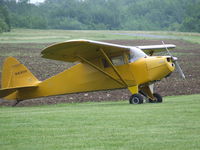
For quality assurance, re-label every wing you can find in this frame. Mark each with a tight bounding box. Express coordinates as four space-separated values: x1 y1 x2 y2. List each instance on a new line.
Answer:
137 44 176 55
41 40 131 62
41 39 176 62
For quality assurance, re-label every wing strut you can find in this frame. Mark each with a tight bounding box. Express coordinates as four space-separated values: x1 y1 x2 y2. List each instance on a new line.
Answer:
100 49 128 87
77 56 125 86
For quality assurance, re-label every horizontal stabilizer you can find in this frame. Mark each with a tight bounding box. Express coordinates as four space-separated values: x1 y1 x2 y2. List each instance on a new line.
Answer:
0 85 38 98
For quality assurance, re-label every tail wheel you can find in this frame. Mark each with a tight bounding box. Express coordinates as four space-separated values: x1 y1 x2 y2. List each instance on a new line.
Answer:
129 94 143 104
149 93 163 103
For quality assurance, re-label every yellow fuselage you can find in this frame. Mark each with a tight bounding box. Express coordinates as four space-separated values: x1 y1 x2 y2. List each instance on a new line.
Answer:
5 56 175 100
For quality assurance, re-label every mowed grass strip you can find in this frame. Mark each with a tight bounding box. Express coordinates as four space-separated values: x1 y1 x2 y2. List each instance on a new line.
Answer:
0 94 200 150
1 29 200 44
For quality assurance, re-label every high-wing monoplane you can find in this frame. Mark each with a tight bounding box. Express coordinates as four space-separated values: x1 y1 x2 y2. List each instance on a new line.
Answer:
0 40 185 105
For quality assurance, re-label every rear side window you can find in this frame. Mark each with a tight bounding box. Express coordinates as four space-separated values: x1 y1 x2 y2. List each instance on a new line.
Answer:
102 59 110 68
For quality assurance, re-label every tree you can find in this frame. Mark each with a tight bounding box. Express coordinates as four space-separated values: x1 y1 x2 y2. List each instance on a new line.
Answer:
0 0 11 32
181 2 200 32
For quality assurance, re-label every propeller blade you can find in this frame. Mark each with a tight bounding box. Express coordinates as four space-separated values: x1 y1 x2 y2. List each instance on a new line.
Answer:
162 41 172 56
174 61 186 79
162 41 185 79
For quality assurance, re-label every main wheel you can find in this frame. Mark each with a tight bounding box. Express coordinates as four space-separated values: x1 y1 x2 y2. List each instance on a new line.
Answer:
149 93 163 103
129 94 144 104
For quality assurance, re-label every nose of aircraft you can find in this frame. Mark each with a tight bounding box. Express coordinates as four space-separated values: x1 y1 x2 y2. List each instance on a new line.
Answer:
166 56 176 72
145 56 176 81
166 56 186 79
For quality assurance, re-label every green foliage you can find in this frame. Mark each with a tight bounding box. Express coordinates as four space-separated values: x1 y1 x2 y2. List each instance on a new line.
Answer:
181 2 200 32
0 18 9 32
50 17 86 30
2 0 200 32
0 0 11 32
6 0 47 29
0 94 200 150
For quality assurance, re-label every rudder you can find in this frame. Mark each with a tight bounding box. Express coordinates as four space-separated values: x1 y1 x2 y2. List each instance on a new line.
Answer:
1 57 40 89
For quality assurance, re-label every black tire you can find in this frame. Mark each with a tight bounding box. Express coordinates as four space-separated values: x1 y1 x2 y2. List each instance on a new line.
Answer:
149 93 163 103
129 94 143 104
148 98 155 103
154 93 162 103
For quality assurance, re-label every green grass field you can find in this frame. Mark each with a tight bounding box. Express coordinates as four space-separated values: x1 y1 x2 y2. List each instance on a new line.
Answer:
0 29 200 44
0 29 200 149
1 94 200 150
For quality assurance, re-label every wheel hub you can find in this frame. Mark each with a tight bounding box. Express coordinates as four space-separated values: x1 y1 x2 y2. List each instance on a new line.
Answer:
133 97 140 104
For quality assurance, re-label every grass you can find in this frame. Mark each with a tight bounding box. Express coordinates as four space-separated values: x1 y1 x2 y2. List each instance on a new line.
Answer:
0 29 200 149
0 94 200 150
0 29 200 44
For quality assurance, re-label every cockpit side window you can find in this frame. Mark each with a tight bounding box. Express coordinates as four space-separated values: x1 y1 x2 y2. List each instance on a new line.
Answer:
102 55 126 68
111 56 125 66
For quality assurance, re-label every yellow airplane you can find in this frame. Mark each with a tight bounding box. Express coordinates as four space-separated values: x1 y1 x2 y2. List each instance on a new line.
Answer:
0 40 185 105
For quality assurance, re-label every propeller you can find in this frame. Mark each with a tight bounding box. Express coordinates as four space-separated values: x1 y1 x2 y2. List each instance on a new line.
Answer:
162 41 185 79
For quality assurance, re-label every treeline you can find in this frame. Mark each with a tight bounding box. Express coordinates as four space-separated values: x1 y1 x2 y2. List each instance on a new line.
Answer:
1 0 200 32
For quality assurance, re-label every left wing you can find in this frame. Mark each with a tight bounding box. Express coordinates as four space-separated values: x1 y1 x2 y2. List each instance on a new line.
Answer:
41 40 131 62
41 39 176 62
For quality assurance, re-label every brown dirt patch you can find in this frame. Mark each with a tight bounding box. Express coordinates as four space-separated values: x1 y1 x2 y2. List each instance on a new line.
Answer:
0 39 199 106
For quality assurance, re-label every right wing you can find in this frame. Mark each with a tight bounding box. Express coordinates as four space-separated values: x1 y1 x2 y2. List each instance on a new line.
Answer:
137 44 176 55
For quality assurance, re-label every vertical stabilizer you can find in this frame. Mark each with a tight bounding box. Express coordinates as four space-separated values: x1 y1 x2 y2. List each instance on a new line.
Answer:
1 57 40 89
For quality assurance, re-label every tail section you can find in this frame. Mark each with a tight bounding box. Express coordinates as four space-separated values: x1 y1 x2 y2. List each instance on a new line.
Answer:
0 57 40 99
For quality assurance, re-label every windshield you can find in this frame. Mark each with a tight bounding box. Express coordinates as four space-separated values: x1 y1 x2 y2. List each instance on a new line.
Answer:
129 47 147 62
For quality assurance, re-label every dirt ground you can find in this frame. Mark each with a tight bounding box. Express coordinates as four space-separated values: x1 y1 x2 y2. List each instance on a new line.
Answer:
0 39 199 106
